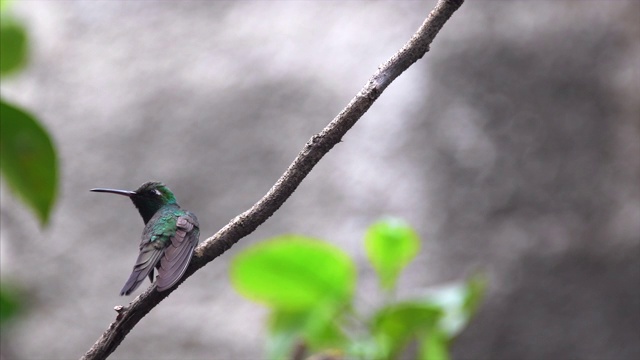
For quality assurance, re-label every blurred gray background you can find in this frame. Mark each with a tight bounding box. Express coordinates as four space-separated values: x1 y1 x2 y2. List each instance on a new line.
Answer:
1 1 639 359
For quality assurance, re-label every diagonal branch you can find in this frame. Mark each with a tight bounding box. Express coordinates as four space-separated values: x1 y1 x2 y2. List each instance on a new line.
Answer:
81 1 464 359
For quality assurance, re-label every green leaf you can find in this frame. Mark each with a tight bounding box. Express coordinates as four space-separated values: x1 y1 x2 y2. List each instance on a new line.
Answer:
0 99 58 225
302 304 346 350
0 17 28 76
371 301 443 359
268 305 347 360
420 329 450 360
231 235 356 310
267 310 307 360
0 283 24 325
463 274 486 317
365 218 420 291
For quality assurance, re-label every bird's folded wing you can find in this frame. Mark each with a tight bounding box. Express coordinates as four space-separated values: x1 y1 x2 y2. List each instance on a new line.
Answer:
120 242 164 296
156 213 200 291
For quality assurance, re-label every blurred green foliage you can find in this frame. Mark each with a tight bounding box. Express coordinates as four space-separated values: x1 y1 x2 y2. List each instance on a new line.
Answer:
365 218 420 291
0 1 58 226
0 283 24 326
0 17 27 75
231 219 486 360
0 0 57 328
0 0 12 11
232 236 355 310
0 100 58 225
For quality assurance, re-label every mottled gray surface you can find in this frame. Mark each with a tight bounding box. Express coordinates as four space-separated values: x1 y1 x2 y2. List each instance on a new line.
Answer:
1 1 638 359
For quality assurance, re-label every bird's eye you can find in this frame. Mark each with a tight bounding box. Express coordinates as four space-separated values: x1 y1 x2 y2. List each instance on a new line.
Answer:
153 189 162 196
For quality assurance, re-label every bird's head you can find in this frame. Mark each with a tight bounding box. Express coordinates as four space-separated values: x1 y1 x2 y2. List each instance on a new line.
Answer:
91 181 177 224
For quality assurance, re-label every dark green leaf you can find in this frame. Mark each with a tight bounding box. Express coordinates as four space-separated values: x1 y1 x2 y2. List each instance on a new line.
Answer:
0 18 28 76
365 218 420 291
231 236 356 310
0 99 58 225
0 284 23 325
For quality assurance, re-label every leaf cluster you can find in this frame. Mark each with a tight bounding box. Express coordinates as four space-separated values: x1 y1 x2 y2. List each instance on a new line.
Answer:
231 219 485 360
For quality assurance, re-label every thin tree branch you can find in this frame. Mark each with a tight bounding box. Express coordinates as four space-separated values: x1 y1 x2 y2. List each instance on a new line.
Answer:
81 1 464 359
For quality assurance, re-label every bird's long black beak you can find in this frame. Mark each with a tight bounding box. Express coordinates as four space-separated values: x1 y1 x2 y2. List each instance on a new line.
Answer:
90 188 136 197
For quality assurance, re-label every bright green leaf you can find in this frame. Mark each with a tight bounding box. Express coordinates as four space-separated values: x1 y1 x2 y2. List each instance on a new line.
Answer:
420 329 450 360
231 236 356 310
0 99 58 225
371 301 442 359
0 18 28 76
365 218 420 291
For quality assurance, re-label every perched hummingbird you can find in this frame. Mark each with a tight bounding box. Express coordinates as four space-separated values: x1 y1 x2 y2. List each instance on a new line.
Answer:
91 181 200 296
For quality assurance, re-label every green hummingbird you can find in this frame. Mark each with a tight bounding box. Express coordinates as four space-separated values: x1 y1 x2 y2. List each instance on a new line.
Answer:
91 181 200 296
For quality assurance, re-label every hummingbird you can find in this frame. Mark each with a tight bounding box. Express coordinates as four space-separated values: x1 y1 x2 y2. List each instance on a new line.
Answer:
91 181 200 296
